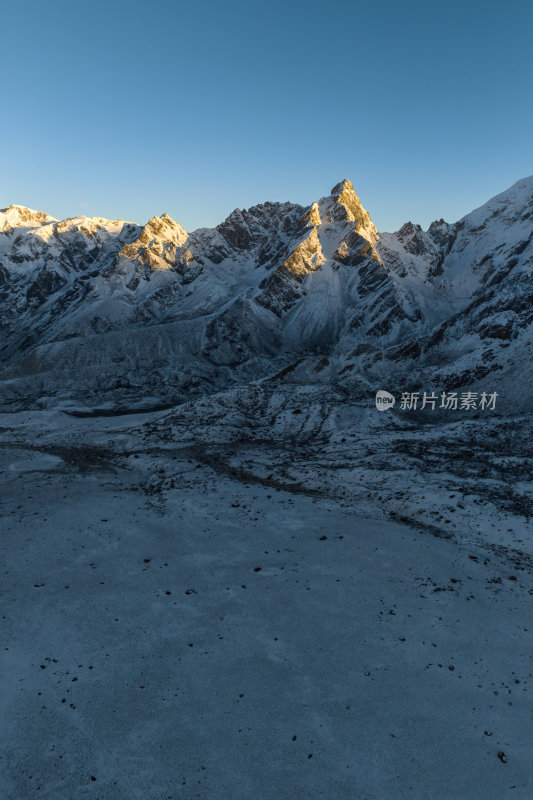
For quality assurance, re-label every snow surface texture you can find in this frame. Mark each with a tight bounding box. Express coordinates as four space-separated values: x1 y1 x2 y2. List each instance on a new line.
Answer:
1 179 533 798
1 397 533 799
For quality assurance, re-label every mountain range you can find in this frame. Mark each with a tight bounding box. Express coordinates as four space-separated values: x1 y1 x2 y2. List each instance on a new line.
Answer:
2 178 533 800
1 176 532 412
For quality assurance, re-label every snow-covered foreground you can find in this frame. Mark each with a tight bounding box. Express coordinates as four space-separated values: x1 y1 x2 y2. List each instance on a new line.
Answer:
1 412 533 799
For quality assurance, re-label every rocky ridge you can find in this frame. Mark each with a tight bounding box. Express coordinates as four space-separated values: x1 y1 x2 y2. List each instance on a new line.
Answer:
0 176 531 411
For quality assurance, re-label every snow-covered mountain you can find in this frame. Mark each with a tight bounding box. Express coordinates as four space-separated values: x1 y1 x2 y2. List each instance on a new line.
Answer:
0 176 532 410
2 181 533 800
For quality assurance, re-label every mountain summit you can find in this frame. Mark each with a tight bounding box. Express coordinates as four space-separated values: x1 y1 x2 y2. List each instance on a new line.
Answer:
329 178 378 238
0 177 531 410
0 204 57 232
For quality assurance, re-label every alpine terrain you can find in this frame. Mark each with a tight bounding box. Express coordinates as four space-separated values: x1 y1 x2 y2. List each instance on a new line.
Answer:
1 176 532 410
1 177 533 800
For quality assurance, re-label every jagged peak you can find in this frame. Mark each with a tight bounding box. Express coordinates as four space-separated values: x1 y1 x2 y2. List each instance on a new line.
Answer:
215 201 306 252
0 204 57 232
220 200 303 225
326 178 378 241
300 202 321 228
143 213 187 238
119 212 188 268
330 178 355 197
397 221 423 238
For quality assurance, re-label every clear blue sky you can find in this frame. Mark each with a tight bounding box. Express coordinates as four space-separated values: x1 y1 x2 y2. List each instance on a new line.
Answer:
2 0 532 232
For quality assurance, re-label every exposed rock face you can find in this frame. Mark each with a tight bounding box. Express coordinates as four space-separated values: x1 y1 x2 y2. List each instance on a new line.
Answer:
0 204 57 232
329 179 378 242
301 202 321 228
119 214 188 269
0 175 532 410
256 227 326 316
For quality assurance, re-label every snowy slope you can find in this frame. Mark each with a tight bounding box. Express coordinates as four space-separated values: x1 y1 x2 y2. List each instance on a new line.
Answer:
0 176 532 409
1 178 533 800
1 399 532 799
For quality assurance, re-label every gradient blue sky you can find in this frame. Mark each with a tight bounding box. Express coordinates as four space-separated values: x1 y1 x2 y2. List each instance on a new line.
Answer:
2 0 532 232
